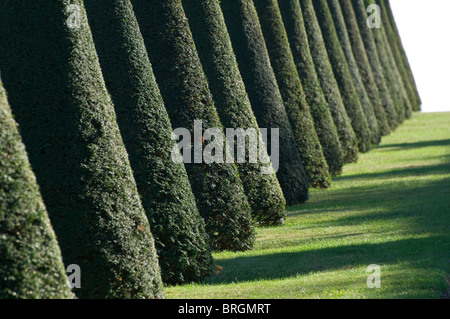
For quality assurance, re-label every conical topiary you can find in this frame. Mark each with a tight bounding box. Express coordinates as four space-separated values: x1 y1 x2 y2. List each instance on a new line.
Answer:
327 0 381 145
300 0 359 164
350 0 398 130
336 0 391 136
313 0 372 153
182 0 287 225
379 0 421 111
252 0 331 188
364 0 408 124
132 0 255 251
0 0 163 299
220 0 310 204
377 0 420 112
0 79 74 299
278 0 344 175
84 0 213 285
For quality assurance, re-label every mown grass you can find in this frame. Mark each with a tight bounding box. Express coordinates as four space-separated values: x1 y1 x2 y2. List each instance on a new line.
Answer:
166 112 450 299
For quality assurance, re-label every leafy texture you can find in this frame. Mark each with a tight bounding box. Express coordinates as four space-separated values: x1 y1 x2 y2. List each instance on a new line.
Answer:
0 0 163 299
313 0 372 153
337 0 391 136
0 79 74 299
132 0 255 251
378 0 421 111
301 0 359 164
84 0 213 285
327 0 381 145
253 0 331 188
278 0 344 175
350 0 398 130
182 0 287 224
220 0 309 204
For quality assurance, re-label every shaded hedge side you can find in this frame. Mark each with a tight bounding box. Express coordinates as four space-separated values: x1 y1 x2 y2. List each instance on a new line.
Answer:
327 0 381 145
84 0 213 285
132 0 255 251
253 0 331 188
0 0 163 299
279 0 344 175
350 0 398 130
220 0 309 205
337 0 391 136
378 0 421 111
313 0 372 153
300 0 359 164
0 79 74 299
182 0 287 224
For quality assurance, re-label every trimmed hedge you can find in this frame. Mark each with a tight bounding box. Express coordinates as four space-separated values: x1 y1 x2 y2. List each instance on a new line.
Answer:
182 0 287 225
350 0 398 130
378 0 421 112
336 0 391 136
253 0 331 189
300 0 359 164
313 0 372 153
132 0 255 251
278 0 344 175
364 0 409 124
327 0 381 145
0 0 163 299
84 0 213 285
0 79 74 299
220 0 309 204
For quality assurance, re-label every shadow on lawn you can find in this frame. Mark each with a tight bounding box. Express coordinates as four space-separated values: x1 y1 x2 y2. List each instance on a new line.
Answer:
376 139 450 150
208 236 448 284
207 172 450 284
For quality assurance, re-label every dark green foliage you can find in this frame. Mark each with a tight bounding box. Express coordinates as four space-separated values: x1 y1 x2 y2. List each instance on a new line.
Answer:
327 0 381 145
364 0 409 124
84 0 213 285
0 80 74 299
278 0 344 175
337 0 391 136
220 0 309 204
300 0 359 163
313 0 372 153
0 0 163 299
253 0 331 188
350 0 398 130
378 0 421 111
182 0 287 224
132 0 255 250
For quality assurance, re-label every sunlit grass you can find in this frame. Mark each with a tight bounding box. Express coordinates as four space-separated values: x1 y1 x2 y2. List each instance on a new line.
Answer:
166 112 450 299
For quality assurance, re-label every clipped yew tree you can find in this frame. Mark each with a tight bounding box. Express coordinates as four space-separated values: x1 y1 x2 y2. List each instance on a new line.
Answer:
379 0 421 111
132 0 255 250
313 0 372 153
301 0 359 163
220 0 309 204
364 0 408 124
278 0 344 175
336 0 391 136
327 0 381 144
252 0 331 188
0 0 163 299
0 80 74 299
182 0 287 224
377 0 420 112
84 0 213 285
350 0 398 130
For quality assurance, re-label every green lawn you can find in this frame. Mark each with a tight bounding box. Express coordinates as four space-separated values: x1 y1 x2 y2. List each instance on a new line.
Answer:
167 112 450 299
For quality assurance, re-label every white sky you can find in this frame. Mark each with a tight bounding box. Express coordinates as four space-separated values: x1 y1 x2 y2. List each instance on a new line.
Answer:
390 0 450 113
